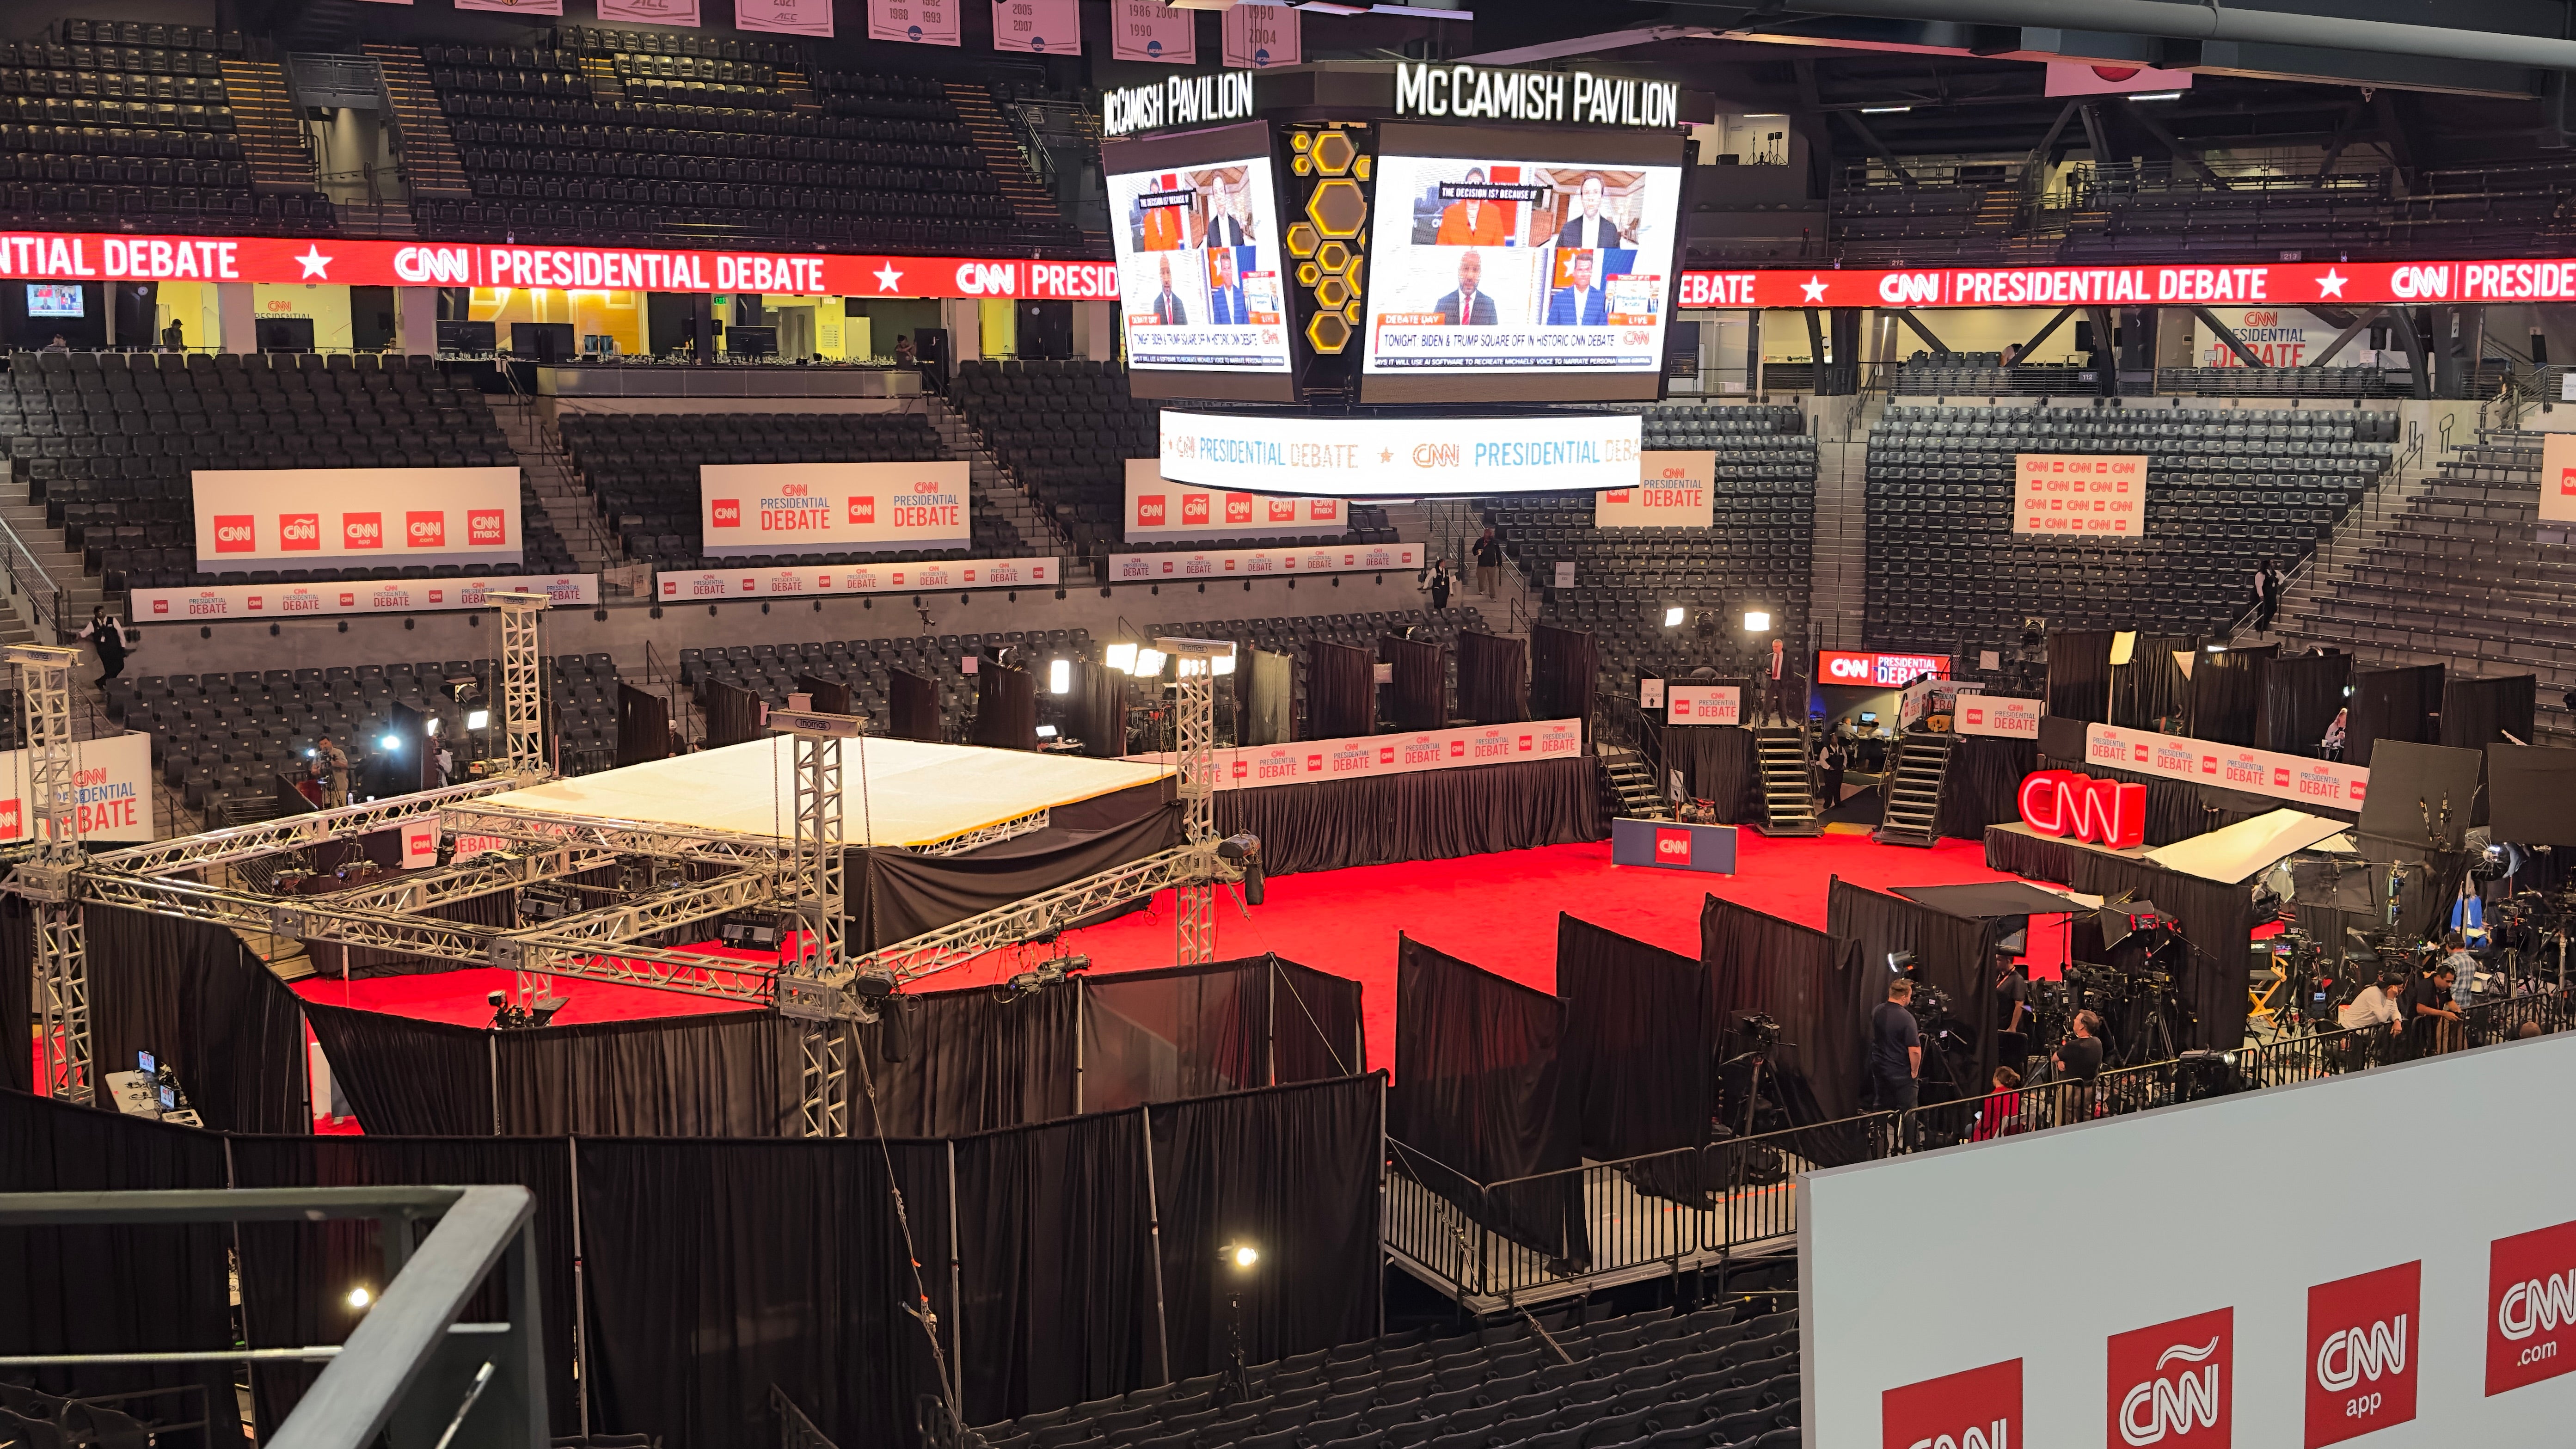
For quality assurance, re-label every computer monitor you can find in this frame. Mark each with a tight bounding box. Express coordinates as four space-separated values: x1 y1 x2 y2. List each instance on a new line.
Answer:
725 325 779 358
138 1049 155 1074
512 322 577 362
1858 711 1878 724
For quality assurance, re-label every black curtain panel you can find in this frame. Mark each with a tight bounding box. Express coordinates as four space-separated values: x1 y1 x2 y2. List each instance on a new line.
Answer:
228 1135 581 1439
2046 629 2114 722
1147 1075 1383 1380
2256 651 2353 757
1938 735 2036 841
855 982 1081 1136
1529 624 1599 732
0 1091 240 1443
1080 960 1264 1112
1075 663 1126 757
794 673 854 716
889 667 943 743
616 682 673 766
1387 934 1584 1265
1824 881 1999 1110
1305 641 1374 740
1211 756 1601 876
303 1001 492 1137
2110 633 2198 729
0 890 29 1095
2443 674 2536 827
951 1109 1159 1424
1455 632 1530 724
1982 829 2253 1050
2347 663 2444 768
576 1136 958 1449
86 905 310 1134
1377 633 1445 731
1556 915 1711 1206
1700 895 1870 1133
849 801 1184 951
2186 644 2271 745
972 665 1039 750
1271 958 1367 1085
702 678 765 747
1654 718 1758 821
498 1012 799 1137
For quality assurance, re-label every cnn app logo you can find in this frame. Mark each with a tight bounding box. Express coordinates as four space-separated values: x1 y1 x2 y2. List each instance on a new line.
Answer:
711 499 743 528
2306 1261 2417 1446
847 496 876 525
1135 494 1166 527
2489 1219 2576 1397
467 509 507 546
1883 1358 2018 1449
1182 492 1211 525
405 511 447 549
342 513 383 550
2109 1308 2230 1447
278 513 320 552
211 514 255 553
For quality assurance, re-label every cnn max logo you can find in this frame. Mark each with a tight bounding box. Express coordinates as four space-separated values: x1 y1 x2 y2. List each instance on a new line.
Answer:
405 512 447 549
1884 1357 2018 1449
2109 1308 2230 1447
467 509 507 546
1225 493 1253 524
342 513 383 550
2305 1261 2417 1447
278 513 320 552
211 514 255 553
2489 1218 2576 1397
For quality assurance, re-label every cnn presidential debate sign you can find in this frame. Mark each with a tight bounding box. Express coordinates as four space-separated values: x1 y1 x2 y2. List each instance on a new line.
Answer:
1157 411 1641 497
0 732 153 843
192 467 521 570
1136 718 1584 787
2017 453 2147 539
656 555 1058 601
699 461 971 557
2087 723 2369 811
134 573 596 622
1595 451 1716 528
1804 1031 2576 1449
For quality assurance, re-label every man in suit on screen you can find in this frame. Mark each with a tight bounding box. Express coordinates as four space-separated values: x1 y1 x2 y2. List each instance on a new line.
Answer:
1435 166 1508 246
1151 254 1189 325
1543 251 1607 326
1205 181 1256 248
1207 249 1249 325
1433 249 1498 325
1553 172 1632 250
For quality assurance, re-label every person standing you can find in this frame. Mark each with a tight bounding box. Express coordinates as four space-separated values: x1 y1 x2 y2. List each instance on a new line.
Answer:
1761 638 1797 725
1870 977 1922 1113
2404 960 2461 1056
2251 557 2282 633
161 317 184 351
1472 528 1503 597
313 735 350 808
1423 558 1453 613
84 605 125 688
2051 1009 2105 1080
1816 736 1847 813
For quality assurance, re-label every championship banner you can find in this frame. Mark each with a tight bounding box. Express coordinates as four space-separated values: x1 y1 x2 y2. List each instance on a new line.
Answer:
1666 683 1738 725
1676 258 2576 310
1221 4 1299 67
1596 450 1714 529
992 0 1079 53
737 0 833 37
1158 410 1641 497
598 0 699 21
2085 722 2370 811
2543 433 2576 524
656 556 1057 602
2015 453 2146 539
1954 694 2042 739
0 731 152 842
699 461 970 558
0 231 1118 301
1107 540 1420 583
1129 717 1583 789
1110 0 1194 61
133 574 598 623
867 0 959 44
193 467 521 570
457 0 561 12
1122 459 1343 542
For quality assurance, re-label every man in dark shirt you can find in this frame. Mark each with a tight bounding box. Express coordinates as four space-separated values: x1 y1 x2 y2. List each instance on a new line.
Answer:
1870 978 1922 1111
1472 528 1504 597
2403 962 2460 1057
2052 1009 2105 1080
1994 960 2031 1067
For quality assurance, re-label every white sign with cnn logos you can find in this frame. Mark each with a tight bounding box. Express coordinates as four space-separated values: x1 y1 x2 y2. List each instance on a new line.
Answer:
191 467 522 570
0 730 153 842
1106 541 1422 583
2542 433 2576 523
1595 450 1715 528
1954 694 2042 739
655 556 1058 602
2086 722 2369 810
1122 459 1345 541
132 574 599 624
700 460 972 558
1128 718 1584 789
1667 683 1739 726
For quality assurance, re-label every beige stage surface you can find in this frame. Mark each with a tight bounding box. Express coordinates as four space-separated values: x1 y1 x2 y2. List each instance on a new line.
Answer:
477 737 1172 849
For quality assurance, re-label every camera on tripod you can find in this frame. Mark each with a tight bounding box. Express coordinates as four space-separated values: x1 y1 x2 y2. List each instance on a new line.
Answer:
1736 1012 1782 1048
1886 950 1954 1021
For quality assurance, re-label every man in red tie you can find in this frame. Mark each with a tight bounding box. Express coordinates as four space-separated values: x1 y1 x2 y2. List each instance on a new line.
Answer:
1762 637 1798 725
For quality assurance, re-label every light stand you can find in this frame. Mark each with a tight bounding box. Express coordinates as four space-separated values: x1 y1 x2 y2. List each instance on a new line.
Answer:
1218 1241 1258 1405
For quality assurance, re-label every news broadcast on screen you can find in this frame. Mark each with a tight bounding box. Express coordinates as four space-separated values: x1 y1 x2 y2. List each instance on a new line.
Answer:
1105 143 1291 379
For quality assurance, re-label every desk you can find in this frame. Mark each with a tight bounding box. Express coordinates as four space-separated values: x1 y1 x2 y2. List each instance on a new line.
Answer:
1610 817 1737 873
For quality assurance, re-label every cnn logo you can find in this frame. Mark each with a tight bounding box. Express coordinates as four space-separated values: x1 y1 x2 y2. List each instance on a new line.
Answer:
279 513 320 551
1182 493 1211 524
711 499 742 528
1226 494 1253 523
212 514 255 553
848 497 876 525
1136 495 1166 526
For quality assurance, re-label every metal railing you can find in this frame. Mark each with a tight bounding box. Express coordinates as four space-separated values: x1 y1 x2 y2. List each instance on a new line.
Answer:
773 1385 841 1449
0 510 72 644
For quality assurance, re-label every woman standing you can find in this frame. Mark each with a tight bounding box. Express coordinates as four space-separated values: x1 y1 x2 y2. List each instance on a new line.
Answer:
85 605 125 688
1423 558 1454 613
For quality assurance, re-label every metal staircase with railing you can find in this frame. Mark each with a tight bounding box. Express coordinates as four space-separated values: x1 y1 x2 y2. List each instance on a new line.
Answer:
1597 745 1672 822
1874 730 1956 847
1749 726 1820 835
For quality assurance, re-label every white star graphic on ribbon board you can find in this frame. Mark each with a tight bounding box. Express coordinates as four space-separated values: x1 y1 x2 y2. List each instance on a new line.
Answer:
294 246 333 280
2315 268 2348 299
872 261 906 292
1800 275 1829 302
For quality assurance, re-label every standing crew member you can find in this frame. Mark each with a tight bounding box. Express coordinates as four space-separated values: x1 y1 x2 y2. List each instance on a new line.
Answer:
1870 978 1922 1112
1472 528 1504 598
313 736 351 808
1762 638 1797 725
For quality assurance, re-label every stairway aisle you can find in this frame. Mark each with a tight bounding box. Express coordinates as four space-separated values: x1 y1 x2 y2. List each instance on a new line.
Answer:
1598 746 1672 822
1749 726 1820 835
923 398 1076 562
1806 399 1875 651
364 44 473 203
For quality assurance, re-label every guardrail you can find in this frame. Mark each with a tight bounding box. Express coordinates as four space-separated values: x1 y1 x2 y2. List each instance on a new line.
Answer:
0 509 71 645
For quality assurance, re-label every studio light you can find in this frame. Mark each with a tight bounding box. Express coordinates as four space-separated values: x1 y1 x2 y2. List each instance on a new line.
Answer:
1886 949 1915 976
1860 104 1911 113
346 1286 373 1311
378 733 400 751
1211 648 1237 676
1132 647 1168 678
1663 606 1686 628
1037 724 1059 739
2206 644 2226 654
425 717 442 737
1743 610 1771 632
468 709 491 730
1104 642 1138 674
1048 658 1071 695
1225 1241 1261 1271
2129 90 2182 100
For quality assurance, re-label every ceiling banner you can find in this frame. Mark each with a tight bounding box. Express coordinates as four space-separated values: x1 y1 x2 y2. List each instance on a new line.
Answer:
597 0 702 23
1111 0 1196 64
868 0 962 45
1221 4 1299 68
737 0 834 38
992 0 1081 54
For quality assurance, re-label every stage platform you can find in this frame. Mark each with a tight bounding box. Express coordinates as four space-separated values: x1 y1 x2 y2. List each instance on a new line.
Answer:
472 737 1171 850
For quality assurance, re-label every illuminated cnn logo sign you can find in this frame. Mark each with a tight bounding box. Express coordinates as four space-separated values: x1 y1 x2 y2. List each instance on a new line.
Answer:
2388 264 2450 299
2017 768 2146 850
1878 271 1942 305
2109 1309 2230 1447
392 246 472 283
954 262 1017 296
2305 1262 2417 1447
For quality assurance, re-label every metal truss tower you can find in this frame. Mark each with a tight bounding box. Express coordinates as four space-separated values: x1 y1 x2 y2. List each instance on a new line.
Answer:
10 644 86 1101
1161 638 1227 965
770 704 860 1138
490 591 549 779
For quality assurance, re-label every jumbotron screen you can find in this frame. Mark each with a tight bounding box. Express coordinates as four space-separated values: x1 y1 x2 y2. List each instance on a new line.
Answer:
1104 121 1292 402
1362 123 1687 403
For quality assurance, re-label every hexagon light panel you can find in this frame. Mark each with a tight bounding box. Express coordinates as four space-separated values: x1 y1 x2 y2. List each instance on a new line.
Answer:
1291 128 1371 356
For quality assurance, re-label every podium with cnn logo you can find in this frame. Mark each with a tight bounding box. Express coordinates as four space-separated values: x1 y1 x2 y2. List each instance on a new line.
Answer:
1610 817 1736 874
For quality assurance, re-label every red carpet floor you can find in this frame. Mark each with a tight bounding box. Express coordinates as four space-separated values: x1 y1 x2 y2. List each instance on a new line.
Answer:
294 832 2067 1081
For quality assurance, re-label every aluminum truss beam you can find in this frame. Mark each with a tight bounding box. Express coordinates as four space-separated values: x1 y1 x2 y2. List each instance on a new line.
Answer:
10 644 85 1102
914 808 1050 857
768 708 857 1139
491 592 548 776
90 777 526 876
435 803 793 867
1162 638 1227 966
837 841 1240 991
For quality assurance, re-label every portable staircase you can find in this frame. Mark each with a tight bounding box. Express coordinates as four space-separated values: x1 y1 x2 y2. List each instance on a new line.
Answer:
1874 731 1957 847
1598 746 1670 821
1749 727 1820 836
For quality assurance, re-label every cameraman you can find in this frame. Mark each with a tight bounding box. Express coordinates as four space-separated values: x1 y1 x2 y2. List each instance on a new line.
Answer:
2052 1009 2105 1080
1994 958 2031 1067
1870 978 1922 1112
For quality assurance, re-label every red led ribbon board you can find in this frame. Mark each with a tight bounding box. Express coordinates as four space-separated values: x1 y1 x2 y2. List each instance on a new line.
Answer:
1678 258 2576 310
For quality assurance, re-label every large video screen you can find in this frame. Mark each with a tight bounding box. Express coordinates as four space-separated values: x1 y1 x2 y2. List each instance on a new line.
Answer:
1362 124 1686 404
1104 121 1292 403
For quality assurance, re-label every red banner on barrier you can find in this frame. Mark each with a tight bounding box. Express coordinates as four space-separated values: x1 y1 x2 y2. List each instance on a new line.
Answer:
1678 258 2576 311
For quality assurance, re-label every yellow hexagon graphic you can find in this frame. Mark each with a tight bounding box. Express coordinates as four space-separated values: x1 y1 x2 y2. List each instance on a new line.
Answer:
1291 130 1312 152
1298 261 1322 288
1306 310 1352 353
1316 275 1351 309
1286 222 1320 258
1306 177 1367 239
1291 155 1311 176
1354 155 1372 181
1313 130 1357 176
1344 300 1362 323
1317 240 1350 273
1345 256 1363 295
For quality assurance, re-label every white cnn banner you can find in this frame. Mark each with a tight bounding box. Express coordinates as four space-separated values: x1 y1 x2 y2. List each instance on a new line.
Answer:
656 556 1057 602
1122 459 1343 541
736 0 833 36
2016 452 2147 538
868 0 959 43
0 731 153 842
1221 3 1299 67
1130 718 1583 788
1107 540 1421 583
992 0 1079 53
134 574 598 623
1806 1033 2576 1449
1666 683 1739 725
2085 722 2369 810
1596 450 1715 528
2543 432 2576 523
192 467 521 570
1159 410 1642 497
699 461 971 558
1953 694 2042 738
1111 0 1195 61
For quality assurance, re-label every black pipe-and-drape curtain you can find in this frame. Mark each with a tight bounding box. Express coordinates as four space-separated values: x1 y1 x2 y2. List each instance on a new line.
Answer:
889 668 943 743
1528 625 1598 733
1700 896 1865 1136
857 984 1079 1137
2348 663 2443 768
1387 934 1583 1264
1556 915 1709 1204
2443 674 2535 826
1938 735 2036 840
1305 641 1374 740
2047 629 2114 723
1983 829 2253 1049
2256 651 2352 757
1377 633 1445 731
88 905 310 1134
849 798 1183 951
1653 718 1757 822
971 665 1038 750
794 673 854 716
702 678 765 748
1455 632 1529 724
616 682 674 767
1825 881 1999 1107
2111 634 2198 729
0 888 28 1095
1211 756 1600 876
2186 644 2272 745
